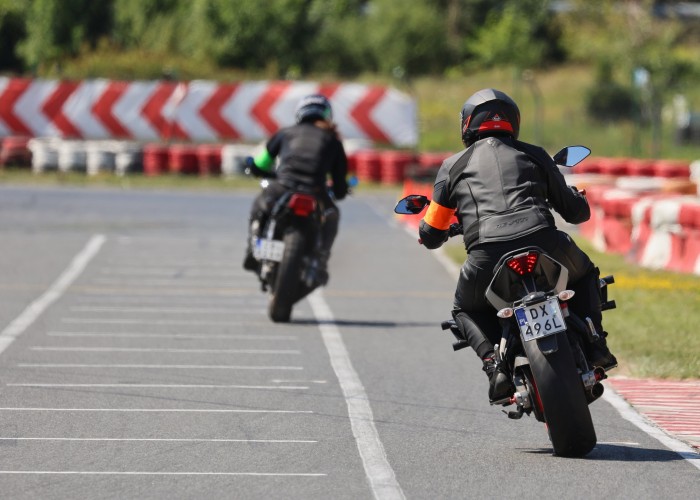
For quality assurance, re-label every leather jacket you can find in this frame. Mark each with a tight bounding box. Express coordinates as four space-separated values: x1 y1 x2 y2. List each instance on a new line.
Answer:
419 135 590 250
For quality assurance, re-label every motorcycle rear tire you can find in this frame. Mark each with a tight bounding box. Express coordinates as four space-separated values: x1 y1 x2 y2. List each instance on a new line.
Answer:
268 230 305 323
524 331 597 458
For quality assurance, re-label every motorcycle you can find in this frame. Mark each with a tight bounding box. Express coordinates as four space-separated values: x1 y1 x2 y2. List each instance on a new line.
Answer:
394 146 617 457
250 179 329 323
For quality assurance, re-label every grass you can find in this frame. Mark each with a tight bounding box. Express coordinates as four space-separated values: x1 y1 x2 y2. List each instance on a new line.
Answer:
443 237 700 380
412 65 700 161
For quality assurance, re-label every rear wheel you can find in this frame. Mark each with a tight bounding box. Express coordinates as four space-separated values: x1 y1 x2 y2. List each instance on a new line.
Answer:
268 230 306 323
524 332 597 457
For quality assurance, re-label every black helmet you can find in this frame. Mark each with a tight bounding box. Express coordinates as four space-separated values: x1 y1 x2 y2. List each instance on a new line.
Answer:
295 94 333 124
460 89 520 147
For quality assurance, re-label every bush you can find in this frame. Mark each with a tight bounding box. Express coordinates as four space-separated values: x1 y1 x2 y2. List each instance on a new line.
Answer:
585 80 639 123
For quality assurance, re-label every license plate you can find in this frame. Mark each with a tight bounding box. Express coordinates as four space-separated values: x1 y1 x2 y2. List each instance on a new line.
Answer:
253 238 285 262
514 297 566 341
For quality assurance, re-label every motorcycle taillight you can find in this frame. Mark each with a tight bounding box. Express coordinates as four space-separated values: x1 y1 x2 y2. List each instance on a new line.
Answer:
506 251 539 276
288 194 317 217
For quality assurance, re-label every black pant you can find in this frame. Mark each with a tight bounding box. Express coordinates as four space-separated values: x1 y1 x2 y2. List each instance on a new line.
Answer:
452 227 602 359
248 181 340 256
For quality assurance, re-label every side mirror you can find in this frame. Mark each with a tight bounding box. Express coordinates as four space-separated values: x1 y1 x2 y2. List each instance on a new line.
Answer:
553 146 591 167
394 194 430 215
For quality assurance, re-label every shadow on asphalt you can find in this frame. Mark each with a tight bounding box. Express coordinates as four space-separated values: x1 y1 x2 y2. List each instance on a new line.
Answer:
521 444 689 462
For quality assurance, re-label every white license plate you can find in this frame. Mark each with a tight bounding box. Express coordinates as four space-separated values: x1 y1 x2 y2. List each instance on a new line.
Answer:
253 238 285 262
514 297 566 341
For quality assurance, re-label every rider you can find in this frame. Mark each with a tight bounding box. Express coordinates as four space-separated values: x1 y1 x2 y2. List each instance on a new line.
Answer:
418 88 617 403
243 94 349 284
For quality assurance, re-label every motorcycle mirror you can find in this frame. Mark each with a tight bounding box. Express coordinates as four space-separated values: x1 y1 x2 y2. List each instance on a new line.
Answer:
394 194 430 215
553 146 591 167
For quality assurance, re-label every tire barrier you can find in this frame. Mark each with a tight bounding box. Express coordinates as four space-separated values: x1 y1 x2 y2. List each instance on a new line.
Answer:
563 157 700 274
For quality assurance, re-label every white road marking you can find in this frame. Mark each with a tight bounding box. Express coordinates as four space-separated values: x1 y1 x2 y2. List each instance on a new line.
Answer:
308 289 405 500
0 408 312 413
0 235 105 355
46 332 296 340
0 471 325 476
0 437 316 443
270 379 327 384
9 383 308 390
30 347 299 354
18 363 303 370
603 389 700 470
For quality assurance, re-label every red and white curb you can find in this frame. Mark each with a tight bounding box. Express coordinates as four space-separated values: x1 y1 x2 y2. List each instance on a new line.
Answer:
605 377 700 452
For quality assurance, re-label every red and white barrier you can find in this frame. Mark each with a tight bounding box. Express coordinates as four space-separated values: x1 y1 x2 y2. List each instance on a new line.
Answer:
0 78 418 146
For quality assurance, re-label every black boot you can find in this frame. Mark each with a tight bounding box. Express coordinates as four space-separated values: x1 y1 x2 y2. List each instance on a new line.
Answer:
243 220 260 272
315 250 330 286
483 357 514 403
589 332 617 371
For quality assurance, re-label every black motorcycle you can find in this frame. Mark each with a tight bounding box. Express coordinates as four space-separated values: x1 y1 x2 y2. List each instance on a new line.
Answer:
250 181 328 323
395 146 616 457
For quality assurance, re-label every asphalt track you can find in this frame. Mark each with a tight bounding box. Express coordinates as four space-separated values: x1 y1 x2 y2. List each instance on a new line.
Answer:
0 185 697 499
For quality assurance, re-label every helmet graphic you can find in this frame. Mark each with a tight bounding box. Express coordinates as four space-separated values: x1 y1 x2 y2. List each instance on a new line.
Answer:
460 89 520 147
295 94 333 124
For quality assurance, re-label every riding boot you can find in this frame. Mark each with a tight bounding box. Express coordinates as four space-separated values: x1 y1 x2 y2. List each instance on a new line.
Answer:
482 356 514 403
242 219 260 272
588 331 618 371
315 249 330 286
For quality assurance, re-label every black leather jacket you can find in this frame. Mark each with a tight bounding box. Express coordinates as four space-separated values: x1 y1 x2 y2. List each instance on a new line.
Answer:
267 123 348 200
419 136 590 250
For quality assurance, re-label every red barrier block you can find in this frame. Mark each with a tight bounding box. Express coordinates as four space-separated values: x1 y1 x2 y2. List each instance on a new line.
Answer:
626 158 655 177
418 152 451 169
379 150 415 185
196 144 222 176
142 143 169 176
0 136 32 167
576 157 604 174
597 157 630 177
169 144 198 175
346 152 358 175
354 150 382 183
653 160 690 179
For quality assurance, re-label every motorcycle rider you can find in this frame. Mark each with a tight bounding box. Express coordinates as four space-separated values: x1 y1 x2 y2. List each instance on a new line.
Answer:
243 94 348 285
418 88 617 403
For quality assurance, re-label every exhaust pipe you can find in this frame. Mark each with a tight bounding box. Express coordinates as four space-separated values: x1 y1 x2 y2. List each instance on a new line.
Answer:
585 382 605 403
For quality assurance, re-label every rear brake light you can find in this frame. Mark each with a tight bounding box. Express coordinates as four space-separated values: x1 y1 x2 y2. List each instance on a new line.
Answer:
506 251 539 276
288 194 316 216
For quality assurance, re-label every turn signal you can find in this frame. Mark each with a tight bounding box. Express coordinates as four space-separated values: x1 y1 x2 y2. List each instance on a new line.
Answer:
497 308 514 318
558 290 576 301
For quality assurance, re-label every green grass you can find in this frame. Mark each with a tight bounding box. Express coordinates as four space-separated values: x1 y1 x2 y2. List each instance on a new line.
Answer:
443 237 700 380
413 65 700 160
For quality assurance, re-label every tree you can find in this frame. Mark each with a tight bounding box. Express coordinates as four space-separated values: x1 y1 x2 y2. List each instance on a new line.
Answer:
18 0 113 71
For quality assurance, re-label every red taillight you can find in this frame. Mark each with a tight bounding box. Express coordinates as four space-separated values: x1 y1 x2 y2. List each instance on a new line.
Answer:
288 194 316 217
506 251 539 276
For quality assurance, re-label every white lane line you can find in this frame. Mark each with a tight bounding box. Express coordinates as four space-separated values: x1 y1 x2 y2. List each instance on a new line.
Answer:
602 389 700 470
0 235 105 355
0 437 317 443
61 318 261 325
0 408 312 413
70 306 245 314
0 471 325 476
9 383 308 390
30 347 299 354
18 364 303 370
308 290 405 500
47 332 296 340
270 379 327 384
